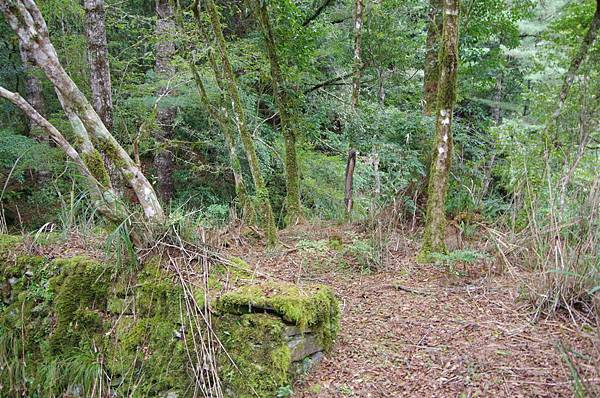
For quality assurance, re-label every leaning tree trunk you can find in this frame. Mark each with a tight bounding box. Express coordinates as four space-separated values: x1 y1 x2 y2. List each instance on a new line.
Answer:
17 42 46 137
0 86 122 222
423 0 443 115
253 0 302 225
189 62 249 211
418 0 460 261
201 0 277 244
154 0 177 202
177 1 249 211
344 0 364 219
0 0 164 221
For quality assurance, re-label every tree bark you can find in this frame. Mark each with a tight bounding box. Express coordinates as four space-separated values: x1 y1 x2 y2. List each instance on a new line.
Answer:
344 0 364 220
423 0 443 115
351 0 364 109
154 0 177 202
200 0 277 244
83 0 113 132
418 0 460 261
253 0 302 225
17 41 46 136
0 0 164 222
344 149 357 215
491 74 502 124
84 0 122 193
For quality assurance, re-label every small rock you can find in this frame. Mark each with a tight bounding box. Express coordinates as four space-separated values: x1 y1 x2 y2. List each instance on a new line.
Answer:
288 334 323 362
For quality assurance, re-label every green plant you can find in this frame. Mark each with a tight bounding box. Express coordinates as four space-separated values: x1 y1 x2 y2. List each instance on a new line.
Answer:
276 385 293 398
344 238 381 271
430 249 489 275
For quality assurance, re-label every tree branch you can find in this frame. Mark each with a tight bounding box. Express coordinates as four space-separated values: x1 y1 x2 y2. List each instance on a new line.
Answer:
304 71 353 94
303 0 335 26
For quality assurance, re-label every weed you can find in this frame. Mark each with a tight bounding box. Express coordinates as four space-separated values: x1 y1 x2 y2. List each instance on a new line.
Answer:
430 249 489 275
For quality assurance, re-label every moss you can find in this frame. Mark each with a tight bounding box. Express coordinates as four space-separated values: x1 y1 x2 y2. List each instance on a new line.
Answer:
135 258 186 317
0 234 22 252
100 259 191 396
211 256 253 286
216 282 340 397
81 149 111 187
217 282 339 349
94 136 127 170
48 256 109 353
217 313 292 398
106 315 188 396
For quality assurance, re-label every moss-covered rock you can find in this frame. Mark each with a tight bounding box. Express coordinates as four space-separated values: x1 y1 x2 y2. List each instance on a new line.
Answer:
217 313 292 398
217 282 340 350
49 256 109 353
215 282 340 397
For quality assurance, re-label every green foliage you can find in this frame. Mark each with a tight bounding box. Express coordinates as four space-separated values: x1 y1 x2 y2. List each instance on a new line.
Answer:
277 385 294 397
430 249 489 275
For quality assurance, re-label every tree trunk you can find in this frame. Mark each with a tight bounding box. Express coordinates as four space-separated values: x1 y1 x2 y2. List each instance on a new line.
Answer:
481 74 502 200
351 0 364 109
154 0 177 202
179 5 250 212
344 0 364 220
423 0 443 115
17 42 46 137
253 0 302 225
84 0 113 132
200 0 277 244
344 149 357 215
84 0 122 193
491 74 502 124
0 0 164 222
55 89 112 190
418 0 460 261
189 61 249 211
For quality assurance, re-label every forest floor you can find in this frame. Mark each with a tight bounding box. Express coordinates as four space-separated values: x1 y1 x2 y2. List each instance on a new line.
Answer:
227 223 600 398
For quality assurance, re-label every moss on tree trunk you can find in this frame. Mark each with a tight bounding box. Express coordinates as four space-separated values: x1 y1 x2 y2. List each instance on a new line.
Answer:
423 0 443 115
202 0 277 244
418 0 460 263
253 0 303 226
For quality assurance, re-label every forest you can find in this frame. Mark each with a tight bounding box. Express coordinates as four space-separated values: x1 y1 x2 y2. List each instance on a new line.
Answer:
0 0 598 396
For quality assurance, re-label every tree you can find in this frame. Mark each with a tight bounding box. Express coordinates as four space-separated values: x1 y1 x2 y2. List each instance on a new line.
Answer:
172 1 250 213
418 0 460 261
17 42 46 137
84 0 113 132
0 0 164 222
423 0 442 115
200 0 277 244
252 0 303 225
154 0 177 201
344 0 365 219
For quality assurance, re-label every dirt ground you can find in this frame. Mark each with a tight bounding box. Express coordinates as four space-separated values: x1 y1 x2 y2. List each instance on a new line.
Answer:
228 224 600 398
